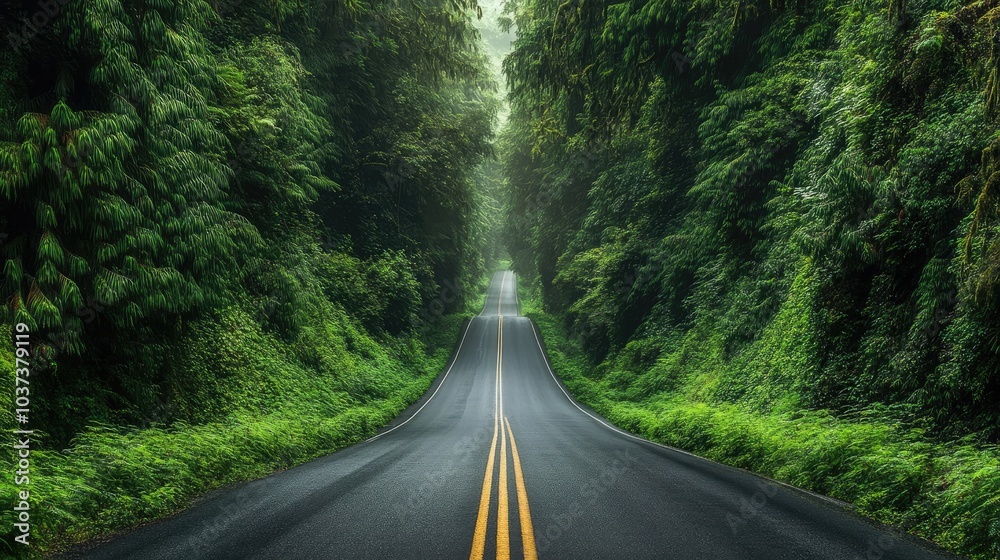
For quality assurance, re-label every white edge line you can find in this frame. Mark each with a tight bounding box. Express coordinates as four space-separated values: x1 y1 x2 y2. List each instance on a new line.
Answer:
512 272 520 315
498 271 506 316
494 316 499 420
365 319 475 443
527 321 655 444
500 315 504 418
525 320 847 507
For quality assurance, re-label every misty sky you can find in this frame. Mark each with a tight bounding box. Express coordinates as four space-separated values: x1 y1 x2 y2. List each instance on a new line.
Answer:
471 0 515 123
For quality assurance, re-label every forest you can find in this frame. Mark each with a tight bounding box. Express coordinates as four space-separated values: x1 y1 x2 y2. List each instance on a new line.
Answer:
502 0 1000 557
2 0 1000 558
0 0 500 554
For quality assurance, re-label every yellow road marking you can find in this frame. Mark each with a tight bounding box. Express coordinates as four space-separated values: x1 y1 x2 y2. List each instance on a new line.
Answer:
505 418 538 560
497 314 508 559
497 401 510 560
471 279 536 560
470 416 498 560
470 313 504 560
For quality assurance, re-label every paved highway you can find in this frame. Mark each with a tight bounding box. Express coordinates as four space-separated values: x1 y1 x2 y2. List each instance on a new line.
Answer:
69 271 959 559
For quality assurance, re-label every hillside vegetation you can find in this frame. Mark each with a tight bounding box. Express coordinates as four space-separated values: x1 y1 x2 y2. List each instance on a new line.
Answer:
501 0 1000 557
0 0 498 554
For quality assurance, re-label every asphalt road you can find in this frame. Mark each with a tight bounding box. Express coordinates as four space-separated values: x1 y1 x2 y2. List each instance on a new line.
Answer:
69 271 960 560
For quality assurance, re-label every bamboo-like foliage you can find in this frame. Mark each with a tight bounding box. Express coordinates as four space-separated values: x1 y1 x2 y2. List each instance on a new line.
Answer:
0 0 498 437
501 0 1000 446
0 0 258 355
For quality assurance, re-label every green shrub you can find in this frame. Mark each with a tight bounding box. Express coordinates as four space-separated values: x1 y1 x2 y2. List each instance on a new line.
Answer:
525 289 1000 560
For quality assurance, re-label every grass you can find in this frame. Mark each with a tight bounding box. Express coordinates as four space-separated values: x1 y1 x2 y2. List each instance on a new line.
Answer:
0 309 469 558
521 283 1000 560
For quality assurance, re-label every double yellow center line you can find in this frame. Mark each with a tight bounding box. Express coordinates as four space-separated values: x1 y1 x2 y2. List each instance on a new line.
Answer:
470 274 538 560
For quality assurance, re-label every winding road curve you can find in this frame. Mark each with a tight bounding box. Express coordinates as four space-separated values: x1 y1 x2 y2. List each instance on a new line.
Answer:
70 271 960 560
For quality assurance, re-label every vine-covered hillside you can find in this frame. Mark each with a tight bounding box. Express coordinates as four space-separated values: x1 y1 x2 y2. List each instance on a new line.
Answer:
501 1 1000 557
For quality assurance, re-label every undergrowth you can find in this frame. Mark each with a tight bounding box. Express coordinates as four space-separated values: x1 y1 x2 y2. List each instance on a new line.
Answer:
0 310 467 557
523 283 1000 560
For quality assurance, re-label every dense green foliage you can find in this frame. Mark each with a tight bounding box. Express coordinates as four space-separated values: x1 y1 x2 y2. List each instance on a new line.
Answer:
0 0 498 553
501 0 1000 556
1 311 472 556
524 284 1000 559
0 0 499 436
503 0 1000 446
